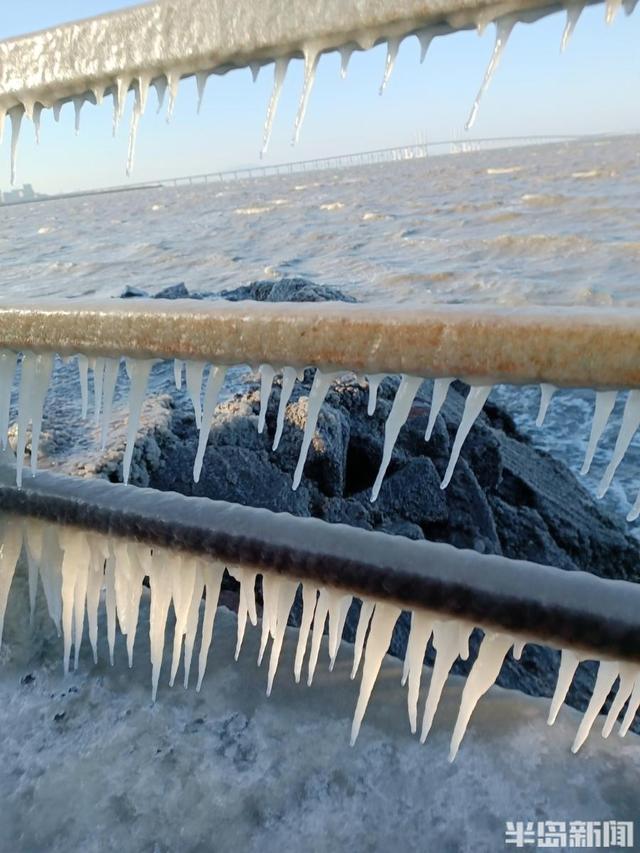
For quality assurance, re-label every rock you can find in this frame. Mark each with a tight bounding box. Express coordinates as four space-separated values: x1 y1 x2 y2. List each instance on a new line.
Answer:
219 276 356 303
154 282 191 300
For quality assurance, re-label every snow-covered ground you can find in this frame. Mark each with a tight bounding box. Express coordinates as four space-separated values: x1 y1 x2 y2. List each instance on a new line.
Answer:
1 564 638 853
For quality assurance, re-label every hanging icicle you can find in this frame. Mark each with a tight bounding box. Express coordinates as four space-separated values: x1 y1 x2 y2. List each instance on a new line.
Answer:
465 17 516 131
292 47 320 145
581 390 617 475
379 38 400 95
425 378 452 441
261 58 290 156
597 389 640 497
258 364 276 434
371 375 423 501
193 365 227 483
440 384 492 489
536 383 556 427
292 369 338 490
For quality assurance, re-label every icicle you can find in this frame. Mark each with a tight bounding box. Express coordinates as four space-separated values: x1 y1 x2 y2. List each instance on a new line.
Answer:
379 38 400 95
619 674 640 736
122 358 153 484
371 375 423 501
266 578 299 695
105 545 117 665
513 639 526 660
92 358 105 424
581 390 617 475
536 383 556 427
327 589 351 671
548 649 580 725
77 355 89 420
602 663 639 737
173 359 183 390
627 489 640 522
92 85 105 107
148 549 173 700
561 3 583 51
24 520 42 625
449 631 514 760
166 71 181 122
405 611 434 734
292 369 338 490
307 588 330 685
605 0 622 22
465 17 515 131
273 367 299 451
350 602 401 745
53 101 62 123
9 107 23 186
0 110 5 146
128 75 150 176
421 620 473 743
258 364 275 434
153 76 168 113
100 358 120 450
113 541 146 667
0 520 23 647
258 573 280 666
112 76 131 135
15 352 53 487
230 567 257 660
440 385 492 489
182 563 204 688
417 30 434 63
365 374 386 416
195 71 208 114
58 529 91 676
38 525 63 634
193 365 227 483
597 389 640 497
261 58 289 156
339 46 354 79
351 599 375 679
294 584 318 683
33 103 43 144
0 351 17 449
196 561 224 691
168 555 197 687
73 96 83 135
72 545 89 670
249 62 261 83
425 378 452 441
292 48 320 145
186 361 206 429
86 536 107 663
572 660 620 752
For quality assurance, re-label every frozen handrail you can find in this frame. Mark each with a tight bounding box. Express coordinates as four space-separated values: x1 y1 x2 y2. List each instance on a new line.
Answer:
0 299 638 389
1 463 639 665
0 0 605 114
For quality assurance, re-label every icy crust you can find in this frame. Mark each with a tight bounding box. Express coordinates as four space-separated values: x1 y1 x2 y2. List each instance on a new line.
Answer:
2 607 640 853
2 473 640 665
0 0 604 110
0 0 625 181
1 516 639 764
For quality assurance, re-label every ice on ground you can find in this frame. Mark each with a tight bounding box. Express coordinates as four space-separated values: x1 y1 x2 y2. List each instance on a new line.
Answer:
1 573 639 853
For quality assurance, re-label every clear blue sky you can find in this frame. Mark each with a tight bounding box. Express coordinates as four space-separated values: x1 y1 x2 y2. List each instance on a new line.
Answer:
1 1 639 194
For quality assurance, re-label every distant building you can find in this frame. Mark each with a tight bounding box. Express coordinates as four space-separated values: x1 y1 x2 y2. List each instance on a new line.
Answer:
0 183 39 204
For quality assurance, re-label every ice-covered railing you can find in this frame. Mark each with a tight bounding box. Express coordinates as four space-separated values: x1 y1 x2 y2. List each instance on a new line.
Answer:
1 463 639 758
1 299 639 518
0 0 632 180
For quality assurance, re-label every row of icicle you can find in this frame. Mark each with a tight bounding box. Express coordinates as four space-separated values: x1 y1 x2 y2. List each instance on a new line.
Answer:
0 516 637 758
1 350 639 520
1 0 636 184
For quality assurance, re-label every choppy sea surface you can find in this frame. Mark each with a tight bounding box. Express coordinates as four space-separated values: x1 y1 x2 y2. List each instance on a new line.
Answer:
1 135 638 529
